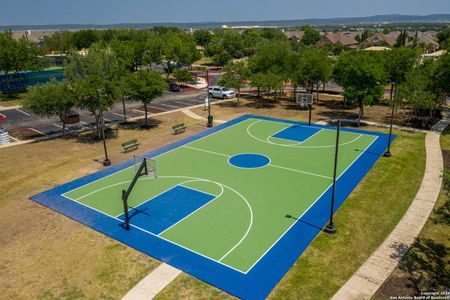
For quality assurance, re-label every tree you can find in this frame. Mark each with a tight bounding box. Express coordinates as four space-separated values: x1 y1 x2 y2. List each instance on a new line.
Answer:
72 29 99 50
249 41 293 98
292 47 333 103
128 70 167 127
251 72 283 101
300 25 320 45
397 63 439 125
173 69 193 86
383 47 418 85
65 43 121 138
431 53 450 98
395 30 408 48
219 62 251 106
43 31 74 54
193 30 212 47
0 30 41 93
334 51 387 126
24 80 76 136
437 27 450 49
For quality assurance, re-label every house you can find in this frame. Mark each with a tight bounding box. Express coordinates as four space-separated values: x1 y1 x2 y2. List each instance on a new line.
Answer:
316 32 359 49
12 30 53 47
360 32 399 48
284 31 304 42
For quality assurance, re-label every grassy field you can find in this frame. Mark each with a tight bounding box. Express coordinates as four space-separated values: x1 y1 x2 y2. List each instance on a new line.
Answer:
374 127 450 299
0 99 427 299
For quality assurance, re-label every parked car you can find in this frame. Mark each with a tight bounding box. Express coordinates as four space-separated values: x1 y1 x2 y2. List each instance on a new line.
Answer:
167 81 181 92
208 86 236 99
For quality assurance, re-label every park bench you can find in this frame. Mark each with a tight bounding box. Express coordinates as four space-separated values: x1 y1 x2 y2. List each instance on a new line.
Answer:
121 139 140 153
172 123 187 134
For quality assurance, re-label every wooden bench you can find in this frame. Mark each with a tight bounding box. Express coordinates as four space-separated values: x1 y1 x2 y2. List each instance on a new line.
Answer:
121 139 140 153
172 123 187 134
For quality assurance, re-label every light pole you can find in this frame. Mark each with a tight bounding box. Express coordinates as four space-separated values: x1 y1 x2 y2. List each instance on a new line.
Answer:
384 82 397 158
206 68 213 128
100 109 111 166
325 120 340 234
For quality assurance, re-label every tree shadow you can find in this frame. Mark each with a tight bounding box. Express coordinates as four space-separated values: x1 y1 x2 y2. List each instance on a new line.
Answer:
393 238 449 292
241 98 277 109
318 111 360 122
75 127 119 145
119 118 162 131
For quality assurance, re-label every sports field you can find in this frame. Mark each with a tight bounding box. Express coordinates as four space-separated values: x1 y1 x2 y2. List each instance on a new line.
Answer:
31 115 393 299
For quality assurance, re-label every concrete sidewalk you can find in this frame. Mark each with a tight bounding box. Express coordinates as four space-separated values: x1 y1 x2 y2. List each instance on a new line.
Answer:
331 113 448 300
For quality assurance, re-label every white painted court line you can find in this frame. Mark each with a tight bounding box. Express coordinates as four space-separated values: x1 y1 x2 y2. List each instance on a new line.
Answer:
61 189 248 274
16 108 31 116
60 117 378 274
183 145 231 158
183 144 333 180
269 164 332 180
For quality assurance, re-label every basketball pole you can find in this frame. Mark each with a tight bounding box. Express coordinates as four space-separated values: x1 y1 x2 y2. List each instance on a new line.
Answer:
325 120 340 234
384 82 396 157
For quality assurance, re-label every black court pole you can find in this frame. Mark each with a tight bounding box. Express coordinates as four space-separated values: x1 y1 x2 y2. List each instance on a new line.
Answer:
325 120 340 234
384 82 397 157
101 111 111 167
121 190 130 230
308 104 312 126
206 69 213 128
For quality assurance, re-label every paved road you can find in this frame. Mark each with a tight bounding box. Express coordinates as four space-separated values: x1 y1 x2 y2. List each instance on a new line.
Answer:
0 89 211 140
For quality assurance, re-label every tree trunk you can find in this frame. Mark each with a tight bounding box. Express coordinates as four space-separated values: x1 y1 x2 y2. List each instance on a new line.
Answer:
257 86 261 98
144 102 148 127
94 112 101 139
237 87 240 106
316 84 320 105
293 85 297 101
122 96 127 123
357 103 363 127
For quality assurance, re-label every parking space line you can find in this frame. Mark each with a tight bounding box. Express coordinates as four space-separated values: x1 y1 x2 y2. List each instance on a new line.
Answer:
53 123 63 128
158 103 179 109
148 106 167 111
112 112 125 117
29 127 47 136
132 109 145 113
16 109 31 116
80 121 95 128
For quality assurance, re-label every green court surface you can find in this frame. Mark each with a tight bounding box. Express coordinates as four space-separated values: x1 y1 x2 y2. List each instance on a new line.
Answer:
62 117 377 273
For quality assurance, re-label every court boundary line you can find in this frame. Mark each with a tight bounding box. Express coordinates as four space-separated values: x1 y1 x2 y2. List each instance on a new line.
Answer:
60 192 248 275
63 175 255 273
56 116 380 275
244 135 379 272
248 120 364 149
184 145 332 180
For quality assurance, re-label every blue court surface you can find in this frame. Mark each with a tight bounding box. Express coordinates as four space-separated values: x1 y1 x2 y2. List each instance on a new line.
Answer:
30 115 395 299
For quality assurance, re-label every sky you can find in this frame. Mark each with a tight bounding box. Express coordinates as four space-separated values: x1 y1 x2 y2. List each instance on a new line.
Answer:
0 0 449 26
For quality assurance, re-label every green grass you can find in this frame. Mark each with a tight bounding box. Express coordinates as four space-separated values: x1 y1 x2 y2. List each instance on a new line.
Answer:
155 128 426 299
62 117 376 273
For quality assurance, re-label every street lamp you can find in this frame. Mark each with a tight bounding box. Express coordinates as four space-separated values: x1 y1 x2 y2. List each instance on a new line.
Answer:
324 120 341 234
100 110 111 166
384 82 397 158
206 68 213 128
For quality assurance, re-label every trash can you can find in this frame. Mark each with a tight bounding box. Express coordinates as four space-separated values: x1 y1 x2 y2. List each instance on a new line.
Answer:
0 127 10 144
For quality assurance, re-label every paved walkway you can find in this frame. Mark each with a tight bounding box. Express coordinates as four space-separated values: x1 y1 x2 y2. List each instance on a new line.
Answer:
331 113 449 300
181 109 227 124
121 263 181 300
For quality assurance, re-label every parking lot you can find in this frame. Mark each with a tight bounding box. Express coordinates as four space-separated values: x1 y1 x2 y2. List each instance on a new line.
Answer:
0 89 214 141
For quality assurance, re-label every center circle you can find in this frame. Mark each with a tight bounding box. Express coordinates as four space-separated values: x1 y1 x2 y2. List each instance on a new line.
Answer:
228 153 271 169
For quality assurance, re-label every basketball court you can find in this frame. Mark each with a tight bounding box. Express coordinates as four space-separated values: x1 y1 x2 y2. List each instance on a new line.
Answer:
30 114 394 299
